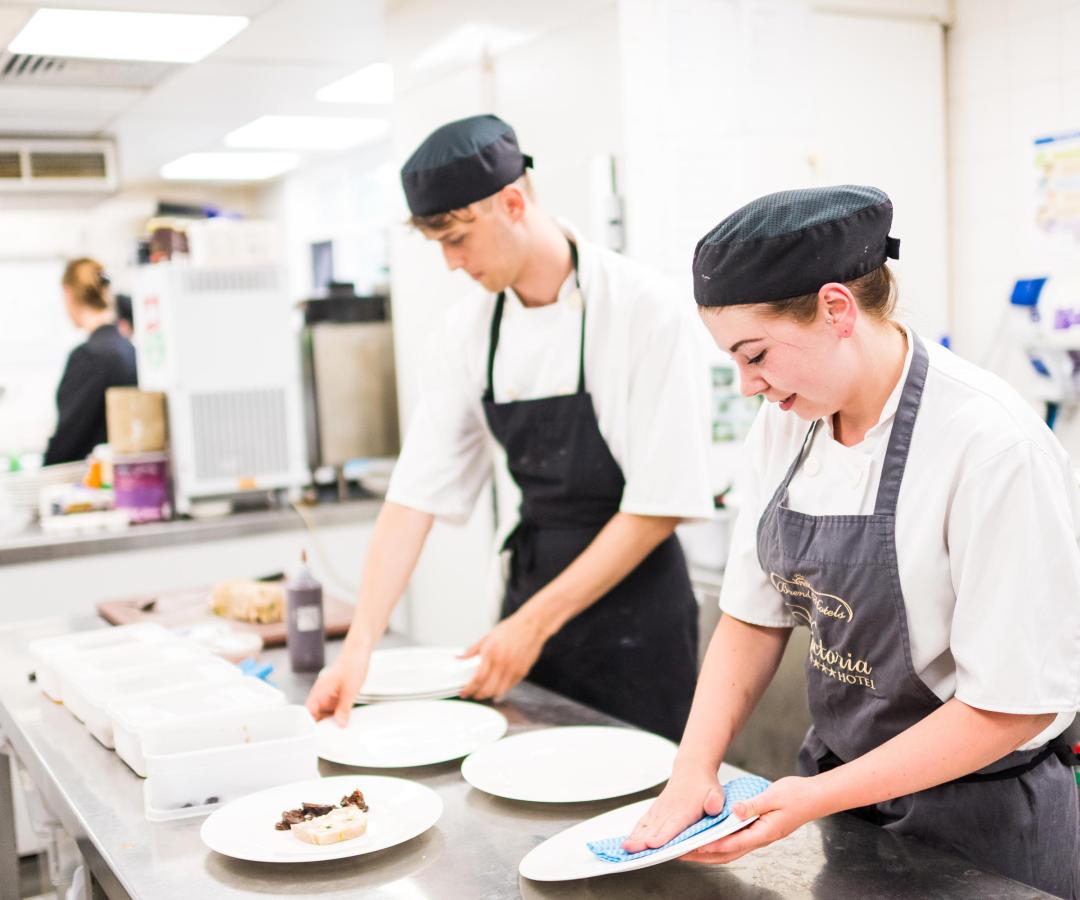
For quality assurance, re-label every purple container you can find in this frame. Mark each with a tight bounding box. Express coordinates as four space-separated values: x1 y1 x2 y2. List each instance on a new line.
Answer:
112 452 172 523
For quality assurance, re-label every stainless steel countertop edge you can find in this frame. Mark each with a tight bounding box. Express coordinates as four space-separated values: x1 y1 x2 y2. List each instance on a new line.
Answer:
0 499 382 566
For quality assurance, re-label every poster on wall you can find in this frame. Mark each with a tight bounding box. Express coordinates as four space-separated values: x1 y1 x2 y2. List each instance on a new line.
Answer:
1034 130 1080 238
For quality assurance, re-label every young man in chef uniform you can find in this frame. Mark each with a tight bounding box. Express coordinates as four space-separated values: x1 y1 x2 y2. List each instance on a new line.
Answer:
307 115 715 741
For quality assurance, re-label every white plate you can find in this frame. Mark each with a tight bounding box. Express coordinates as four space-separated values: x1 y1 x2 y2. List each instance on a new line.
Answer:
461 726 677 803
317 700 507 768
518 795 757 881
356 647 480 699
355 688 466 704
199 774 442 863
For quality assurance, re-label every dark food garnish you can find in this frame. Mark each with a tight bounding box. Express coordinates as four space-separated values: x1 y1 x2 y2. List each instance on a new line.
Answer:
341 790 368 812
274 789 368 830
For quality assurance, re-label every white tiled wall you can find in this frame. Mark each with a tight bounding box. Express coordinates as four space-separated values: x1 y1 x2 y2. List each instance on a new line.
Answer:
947 0 1080 358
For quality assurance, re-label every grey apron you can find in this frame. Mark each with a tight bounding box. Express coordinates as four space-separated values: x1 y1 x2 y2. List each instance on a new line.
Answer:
757 333 1080 899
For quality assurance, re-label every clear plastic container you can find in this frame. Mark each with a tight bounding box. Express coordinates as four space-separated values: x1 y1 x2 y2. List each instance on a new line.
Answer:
110 678 286 776
59 639 213 723
63 648 229 745
28 623 173 702
142 705 317 821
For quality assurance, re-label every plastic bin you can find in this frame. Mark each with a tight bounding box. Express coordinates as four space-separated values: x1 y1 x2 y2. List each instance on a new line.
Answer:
81 656 244 748
28 623 173 702
110 678 287 777
61 642 215 727
142 705 317 821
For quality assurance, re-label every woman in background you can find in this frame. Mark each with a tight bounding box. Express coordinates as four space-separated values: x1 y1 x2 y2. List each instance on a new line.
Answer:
43 258 137 465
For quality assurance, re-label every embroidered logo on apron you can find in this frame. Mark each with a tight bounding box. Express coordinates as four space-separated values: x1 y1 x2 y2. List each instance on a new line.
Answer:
806 621 875 689
769 572 854 623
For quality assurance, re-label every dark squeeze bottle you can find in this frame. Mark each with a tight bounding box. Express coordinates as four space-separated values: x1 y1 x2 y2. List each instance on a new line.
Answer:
286 550 325 672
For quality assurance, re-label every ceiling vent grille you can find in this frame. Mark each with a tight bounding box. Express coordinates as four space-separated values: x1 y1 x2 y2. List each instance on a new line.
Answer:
0 139 117 192
0 51 175 89
29 150 108 179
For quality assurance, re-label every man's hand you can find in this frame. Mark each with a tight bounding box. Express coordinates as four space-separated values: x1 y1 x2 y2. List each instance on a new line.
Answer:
305 648 370 726
458 610 549 700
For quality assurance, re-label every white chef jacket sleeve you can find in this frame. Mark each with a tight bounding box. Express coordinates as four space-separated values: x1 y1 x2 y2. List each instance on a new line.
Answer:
948 439 1080 714
617 297 715 520
718 405 797 627
385 318 492 525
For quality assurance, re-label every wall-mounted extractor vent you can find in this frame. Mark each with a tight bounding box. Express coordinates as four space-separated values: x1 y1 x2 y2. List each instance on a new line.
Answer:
0 51 176 89
0 139 117 192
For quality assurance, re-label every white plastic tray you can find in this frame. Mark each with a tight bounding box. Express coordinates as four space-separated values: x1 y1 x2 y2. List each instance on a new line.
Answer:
142 705 317 821
60 640 214 725
111 678 286 777
67 651 234 747
28 623 173 702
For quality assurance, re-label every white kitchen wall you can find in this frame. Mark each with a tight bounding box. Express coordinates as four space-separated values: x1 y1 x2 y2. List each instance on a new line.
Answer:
946 0 1080 454
619 0 950 336
256 142 395 305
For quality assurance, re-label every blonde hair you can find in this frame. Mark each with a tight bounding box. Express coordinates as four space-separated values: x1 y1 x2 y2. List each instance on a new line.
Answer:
62 257 111 312
708 265 898 324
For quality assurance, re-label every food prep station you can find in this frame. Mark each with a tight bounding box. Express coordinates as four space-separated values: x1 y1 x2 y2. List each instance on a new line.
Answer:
0 620 1055 900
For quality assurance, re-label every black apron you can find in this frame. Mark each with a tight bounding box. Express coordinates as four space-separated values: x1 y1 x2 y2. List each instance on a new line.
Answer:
757 332 1080 899
481 243 698 742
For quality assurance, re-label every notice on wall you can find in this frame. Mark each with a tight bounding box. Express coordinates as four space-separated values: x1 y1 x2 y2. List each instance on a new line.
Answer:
1035 131 1080 238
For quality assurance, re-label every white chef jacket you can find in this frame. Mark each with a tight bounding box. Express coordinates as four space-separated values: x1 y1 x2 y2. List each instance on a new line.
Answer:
720 324 1080 750
387 226 715 527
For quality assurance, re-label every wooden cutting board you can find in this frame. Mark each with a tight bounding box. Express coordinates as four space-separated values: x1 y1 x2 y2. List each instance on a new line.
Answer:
96 584 355 646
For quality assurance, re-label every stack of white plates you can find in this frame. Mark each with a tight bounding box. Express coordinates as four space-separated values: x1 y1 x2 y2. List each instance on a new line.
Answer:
0 461 87 520
352 646 481 703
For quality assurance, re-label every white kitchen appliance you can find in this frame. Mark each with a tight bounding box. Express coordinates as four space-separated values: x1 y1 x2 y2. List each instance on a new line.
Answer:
133 263 309 513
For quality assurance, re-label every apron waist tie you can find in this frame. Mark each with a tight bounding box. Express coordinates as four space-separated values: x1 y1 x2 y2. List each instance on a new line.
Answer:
502 516 617 590
502 520 537 590
816 737 1078 787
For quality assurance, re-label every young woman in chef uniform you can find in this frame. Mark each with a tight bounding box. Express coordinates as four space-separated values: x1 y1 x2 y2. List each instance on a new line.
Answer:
625 185 1080 898
307 115 714 742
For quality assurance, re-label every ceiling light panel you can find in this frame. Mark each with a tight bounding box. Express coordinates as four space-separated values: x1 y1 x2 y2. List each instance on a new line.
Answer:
160 152 298 181
8 9 248 64
316 62 393 104
225 116 389 150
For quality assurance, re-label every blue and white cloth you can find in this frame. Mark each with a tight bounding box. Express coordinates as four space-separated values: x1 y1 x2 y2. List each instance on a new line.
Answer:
586 775 771 863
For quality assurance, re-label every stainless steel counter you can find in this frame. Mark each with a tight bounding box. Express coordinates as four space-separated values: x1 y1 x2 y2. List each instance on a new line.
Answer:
0 619 1054 900
0 498 381 566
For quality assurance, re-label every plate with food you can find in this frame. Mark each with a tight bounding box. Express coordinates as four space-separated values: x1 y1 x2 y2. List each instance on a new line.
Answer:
461 726 678 803
199 775 442 863
317 700 507 768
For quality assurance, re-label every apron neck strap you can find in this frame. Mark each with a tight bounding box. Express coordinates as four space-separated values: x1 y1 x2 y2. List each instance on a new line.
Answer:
873 330 929 516
570 240 586 394
776 420 819 506
484 238 587 401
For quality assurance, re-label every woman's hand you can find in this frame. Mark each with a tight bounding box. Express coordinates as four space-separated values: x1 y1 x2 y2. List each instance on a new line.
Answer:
622 765 726 854
680 775 822 864
304 648 370 726
458 610 549 701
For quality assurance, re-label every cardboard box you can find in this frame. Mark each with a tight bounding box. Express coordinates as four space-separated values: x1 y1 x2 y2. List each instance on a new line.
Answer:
106 388 167 454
